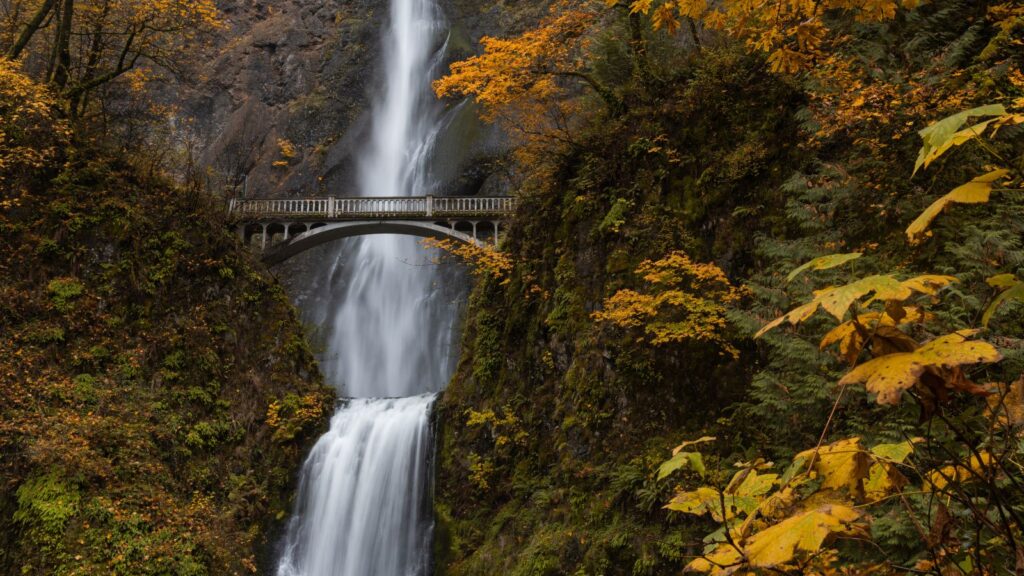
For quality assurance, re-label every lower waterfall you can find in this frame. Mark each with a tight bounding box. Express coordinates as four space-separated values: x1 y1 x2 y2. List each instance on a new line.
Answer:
275 396 436 576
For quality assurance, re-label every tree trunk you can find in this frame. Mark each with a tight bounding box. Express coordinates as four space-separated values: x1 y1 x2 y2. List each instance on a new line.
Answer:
49 0 74 89
628 12 653 85
71 9 108 118
5 0 57 60
554 71 625 117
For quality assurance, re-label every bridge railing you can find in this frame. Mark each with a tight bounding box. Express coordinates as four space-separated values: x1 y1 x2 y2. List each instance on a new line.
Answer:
229 195 516 220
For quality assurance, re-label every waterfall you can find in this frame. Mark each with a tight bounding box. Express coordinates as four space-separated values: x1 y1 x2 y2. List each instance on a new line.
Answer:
275 397 436 576
275 0 455 573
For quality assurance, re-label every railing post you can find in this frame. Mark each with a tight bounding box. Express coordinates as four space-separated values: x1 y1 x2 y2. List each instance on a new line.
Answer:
426 195 433 217
329 196 336 218
228 198 237 214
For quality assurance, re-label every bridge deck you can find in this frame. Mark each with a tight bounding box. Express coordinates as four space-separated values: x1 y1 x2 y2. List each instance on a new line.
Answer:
229 195 516 221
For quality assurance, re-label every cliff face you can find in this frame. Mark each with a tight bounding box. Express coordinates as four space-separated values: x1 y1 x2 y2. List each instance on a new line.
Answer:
182 0 377 197
432 48 805 575
183 0 550 201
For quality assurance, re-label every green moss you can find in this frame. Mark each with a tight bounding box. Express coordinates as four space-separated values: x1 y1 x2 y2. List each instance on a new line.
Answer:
71 374 99 405
21 321 66 345
46 277 85 313
13 471 80 564
598 198 630 234
1 151 333 575
436 44 801 576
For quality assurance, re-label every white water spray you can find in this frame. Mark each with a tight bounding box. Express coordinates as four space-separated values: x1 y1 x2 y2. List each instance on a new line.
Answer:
275 0 455 573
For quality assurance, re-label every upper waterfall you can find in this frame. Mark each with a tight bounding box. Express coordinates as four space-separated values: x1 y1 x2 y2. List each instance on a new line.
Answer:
317 0 455 399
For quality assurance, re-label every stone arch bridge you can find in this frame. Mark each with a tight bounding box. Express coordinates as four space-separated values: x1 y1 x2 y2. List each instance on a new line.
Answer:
229 196 516 265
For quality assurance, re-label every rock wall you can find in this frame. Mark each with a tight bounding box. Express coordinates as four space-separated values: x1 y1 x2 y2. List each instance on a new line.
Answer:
184 0 550 201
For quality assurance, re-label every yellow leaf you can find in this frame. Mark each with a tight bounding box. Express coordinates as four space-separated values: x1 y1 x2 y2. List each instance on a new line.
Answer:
629 0 653 14
864 439 918 500
743 504 862 568
838 330 1003 405
685 542 743 574
915 118 1001 172
924 451 993 491
786 252 862 283
819 307 928 364
982 273 1024 327
652 4 681 33
756 275 954 338
906 169 1010 244
894 274 958 297
666 486 757 521
796 438 871 494
986 376 1024 427
673 436 717 453
731 470 779 498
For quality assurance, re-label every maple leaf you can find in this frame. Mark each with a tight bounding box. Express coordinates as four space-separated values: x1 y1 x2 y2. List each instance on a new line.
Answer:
796 437 871 495
864 439 919 500
629 0 653 14
820 307 927 365
659 452 706 480
838 330 1002 405
728 469 779 499
756 275 956 338
742 504 862 569
684 542 743 574
786 252 862 283
906 169 1011 244
924 452 993 491
666 485 759 522
658 436 715 479
652 4 681 33
913 104 1006 175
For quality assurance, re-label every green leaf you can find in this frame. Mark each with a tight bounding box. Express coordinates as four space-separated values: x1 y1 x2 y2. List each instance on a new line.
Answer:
658 451 706 480
780 455 808 485
914 104 1006 175
869 440 917 464
786 252 863 283
982 274 1024 327
666 487 758 521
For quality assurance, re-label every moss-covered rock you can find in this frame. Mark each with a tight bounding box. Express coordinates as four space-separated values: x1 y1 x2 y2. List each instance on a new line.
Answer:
0 149 333 575
436 47 802 575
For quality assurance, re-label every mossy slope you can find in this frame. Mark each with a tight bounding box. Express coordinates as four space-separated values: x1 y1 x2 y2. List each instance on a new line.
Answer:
0 151 333 575
435 49 803 576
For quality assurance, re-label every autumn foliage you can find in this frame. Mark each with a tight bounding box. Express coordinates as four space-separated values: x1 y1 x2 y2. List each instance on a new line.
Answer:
0 59 68 190
594 251 742 356
659 104 1024 574
1 0 221 120
436 0 1024 572
422 237 514 284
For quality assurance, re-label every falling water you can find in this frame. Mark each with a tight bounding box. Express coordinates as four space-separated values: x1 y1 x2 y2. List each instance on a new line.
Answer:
275 397 436 576
275 0 455 573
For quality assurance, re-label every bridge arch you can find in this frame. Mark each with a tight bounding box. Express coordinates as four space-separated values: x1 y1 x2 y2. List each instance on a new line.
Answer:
260 220 483 265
